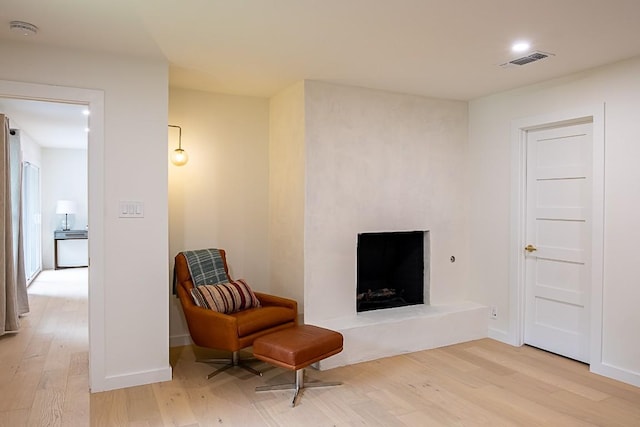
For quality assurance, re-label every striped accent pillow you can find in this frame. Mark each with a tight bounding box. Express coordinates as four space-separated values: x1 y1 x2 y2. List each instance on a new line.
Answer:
190 279 261 313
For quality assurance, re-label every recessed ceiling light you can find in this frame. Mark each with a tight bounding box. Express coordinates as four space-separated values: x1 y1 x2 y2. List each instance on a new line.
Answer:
9 20 38 36
82 109 90 116
512 41 531 53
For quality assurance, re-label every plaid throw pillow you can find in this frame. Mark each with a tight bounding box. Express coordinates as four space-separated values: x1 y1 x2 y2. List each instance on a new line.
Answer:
190 279 261 313
182 249 229 287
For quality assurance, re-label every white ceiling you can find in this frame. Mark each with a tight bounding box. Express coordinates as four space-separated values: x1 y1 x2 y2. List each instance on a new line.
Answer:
0 98 88 150
1 0 640 147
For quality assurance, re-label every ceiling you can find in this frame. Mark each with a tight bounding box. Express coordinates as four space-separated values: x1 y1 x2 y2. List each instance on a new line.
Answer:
1 0 640 147
0 98 88 149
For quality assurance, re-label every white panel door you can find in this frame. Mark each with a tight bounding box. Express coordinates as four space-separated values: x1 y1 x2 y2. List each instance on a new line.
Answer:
524 122 592 363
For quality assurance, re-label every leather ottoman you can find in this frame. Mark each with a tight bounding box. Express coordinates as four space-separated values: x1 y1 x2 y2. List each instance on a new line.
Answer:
253 324 343 406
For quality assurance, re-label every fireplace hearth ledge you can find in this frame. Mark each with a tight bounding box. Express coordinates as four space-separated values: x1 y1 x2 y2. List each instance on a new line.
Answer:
310 301 488 370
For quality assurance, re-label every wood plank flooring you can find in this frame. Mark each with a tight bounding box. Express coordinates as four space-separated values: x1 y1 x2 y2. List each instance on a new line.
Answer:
0 268 89 427
2 269 639 426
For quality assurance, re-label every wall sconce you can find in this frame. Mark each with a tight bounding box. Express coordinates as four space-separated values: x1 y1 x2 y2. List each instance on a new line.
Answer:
168 125 188 166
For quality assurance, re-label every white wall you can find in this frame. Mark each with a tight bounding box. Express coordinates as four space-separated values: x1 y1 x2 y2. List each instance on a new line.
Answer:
41 148 87 269
18 130 41 167
0 41 171 391
269 82 306 307
468 56 640 386
303 81 470 323
168 88 270 344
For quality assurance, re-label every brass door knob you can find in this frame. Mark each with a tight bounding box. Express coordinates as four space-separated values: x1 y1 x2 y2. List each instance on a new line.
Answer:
524 244 537 253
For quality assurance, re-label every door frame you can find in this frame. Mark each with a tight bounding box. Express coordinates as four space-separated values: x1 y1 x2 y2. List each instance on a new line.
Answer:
0 79 105 391
509 105 605 369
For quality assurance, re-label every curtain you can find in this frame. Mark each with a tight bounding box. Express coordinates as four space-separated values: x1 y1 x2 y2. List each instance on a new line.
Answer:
1 114 29 336
10 126 29 314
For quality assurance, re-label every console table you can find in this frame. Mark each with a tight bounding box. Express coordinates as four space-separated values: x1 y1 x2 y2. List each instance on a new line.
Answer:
54 230 88 269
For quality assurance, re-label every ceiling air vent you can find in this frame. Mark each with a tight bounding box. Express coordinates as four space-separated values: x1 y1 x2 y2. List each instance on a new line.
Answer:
500 51 554 68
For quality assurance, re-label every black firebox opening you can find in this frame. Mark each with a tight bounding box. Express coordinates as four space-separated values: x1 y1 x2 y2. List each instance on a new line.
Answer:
357 231 424 313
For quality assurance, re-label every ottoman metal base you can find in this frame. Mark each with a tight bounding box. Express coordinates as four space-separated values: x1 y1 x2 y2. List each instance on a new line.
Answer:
252 325 344 407
255 368 342 407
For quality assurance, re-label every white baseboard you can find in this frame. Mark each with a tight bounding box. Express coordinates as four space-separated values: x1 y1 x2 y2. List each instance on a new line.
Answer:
488 326 510 344
591 361 640 388
91 366 172 393
169 333 193 347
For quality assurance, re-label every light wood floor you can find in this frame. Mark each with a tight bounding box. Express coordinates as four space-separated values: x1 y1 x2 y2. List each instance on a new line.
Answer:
0 268 89 427
2 270 640 426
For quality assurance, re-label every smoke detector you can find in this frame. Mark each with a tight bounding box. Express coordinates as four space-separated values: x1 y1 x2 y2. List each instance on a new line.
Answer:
500 51 554 68
10 21 39 36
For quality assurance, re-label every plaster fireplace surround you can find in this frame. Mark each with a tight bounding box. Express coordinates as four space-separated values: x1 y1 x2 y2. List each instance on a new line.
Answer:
269 80 488 371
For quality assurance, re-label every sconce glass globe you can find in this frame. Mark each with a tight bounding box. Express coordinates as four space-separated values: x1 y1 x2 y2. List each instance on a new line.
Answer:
171 148 188 166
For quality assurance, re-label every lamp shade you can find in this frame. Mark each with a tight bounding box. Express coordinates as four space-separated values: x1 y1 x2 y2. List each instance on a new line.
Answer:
56 200 77 214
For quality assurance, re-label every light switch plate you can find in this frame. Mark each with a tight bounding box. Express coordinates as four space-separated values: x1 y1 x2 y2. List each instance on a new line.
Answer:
119 201 144 218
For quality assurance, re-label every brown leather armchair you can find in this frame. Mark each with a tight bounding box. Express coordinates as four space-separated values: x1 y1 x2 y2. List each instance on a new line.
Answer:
175 250 298 378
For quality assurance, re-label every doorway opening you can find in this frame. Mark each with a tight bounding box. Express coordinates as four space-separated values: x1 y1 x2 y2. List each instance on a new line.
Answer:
0 78 105 392
1 98 89 277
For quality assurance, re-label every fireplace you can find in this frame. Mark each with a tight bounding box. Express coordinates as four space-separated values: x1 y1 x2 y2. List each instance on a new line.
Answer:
356 230 428 312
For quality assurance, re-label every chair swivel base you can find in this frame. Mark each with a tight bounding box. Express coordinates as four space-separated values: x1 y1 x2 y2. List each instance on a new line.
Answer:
198 351 262 379
255 368 341 407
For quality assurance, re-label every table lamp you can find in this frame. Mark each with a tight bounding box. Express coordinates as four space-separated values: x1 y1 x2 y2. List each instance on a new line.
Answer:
56 200 77 231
